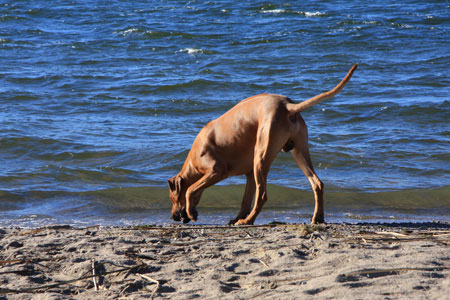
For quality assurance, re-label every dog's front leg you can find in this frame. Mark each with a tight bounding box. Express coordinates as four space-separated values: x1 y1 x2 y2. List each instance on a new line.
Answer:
185 171 224 222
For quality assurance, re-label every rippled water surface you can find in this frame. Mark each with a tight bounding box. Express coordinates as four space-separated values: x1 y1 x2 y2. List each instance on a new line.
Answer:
0 0 449 226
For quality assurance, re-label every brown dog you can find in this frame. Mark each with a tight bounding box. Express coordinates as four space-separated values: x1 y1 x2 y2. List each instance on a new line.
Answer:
169 64 357 225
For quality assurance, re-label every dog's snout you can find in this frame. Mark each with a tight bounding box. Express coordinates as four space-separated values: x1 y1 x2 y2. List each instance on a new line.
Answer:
171 210 182 222
171 214 180 222
171 208 191 223
180 209 191 224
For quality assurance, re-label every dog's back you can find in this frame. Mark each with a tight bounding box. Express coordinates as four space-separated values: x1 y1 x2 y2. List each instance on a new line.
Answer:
189 94 296 176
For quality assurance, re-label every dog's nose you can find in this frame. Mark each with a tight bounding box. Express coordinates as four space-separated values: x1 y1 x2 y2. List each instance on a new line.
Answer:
171 212 181 222
180 208 191 223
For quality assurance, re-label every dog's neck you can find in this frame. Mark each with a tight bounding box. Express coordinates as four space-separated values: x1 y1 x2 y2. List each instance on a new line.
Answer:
178 157 202 186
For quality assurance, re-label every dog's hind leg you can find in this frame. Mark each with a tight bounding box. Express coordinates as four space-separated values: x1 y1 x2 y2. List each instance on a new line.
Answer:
291 128 325 224
235 122 286 225
229 172 255 225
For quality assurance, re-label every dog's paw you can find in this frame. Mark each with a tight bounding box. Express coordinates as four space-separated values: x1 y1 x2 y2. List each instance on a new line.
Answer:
234 219 253 226
180 209 191 223
187 208 198 222
310 215 325 224
228 218 239 225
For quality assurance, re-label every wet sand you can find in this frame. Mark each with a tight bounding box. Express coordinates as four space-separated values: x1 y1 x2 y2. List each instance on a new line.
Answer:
1 223 449 299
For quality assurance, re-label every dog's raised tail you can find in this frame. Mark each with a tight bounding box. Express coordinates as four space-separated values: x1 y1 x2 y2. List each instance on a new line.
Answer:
287 64 357 113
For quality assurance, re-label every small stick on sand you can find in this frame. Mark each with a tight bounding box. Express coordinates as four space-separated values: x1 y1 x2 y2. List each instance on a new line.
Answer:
433 232 450 237
0 264 146 294
91 259 99 291
138 274 159 297
257 258 270 269
375 231 408 238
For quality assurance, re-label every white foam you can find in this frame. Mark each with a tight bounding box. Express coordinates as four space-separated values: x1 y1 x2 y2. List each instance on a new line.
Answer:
180 48 203 54
260 9 325 17
391 23 413 29
115 28 140 36
261 9 286 14
305 11 325 17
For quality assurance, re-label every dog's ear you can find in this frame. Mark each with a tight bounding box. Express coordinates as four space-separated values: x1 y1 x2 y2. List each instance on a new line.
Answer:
168 176 176 191
168 176 183 193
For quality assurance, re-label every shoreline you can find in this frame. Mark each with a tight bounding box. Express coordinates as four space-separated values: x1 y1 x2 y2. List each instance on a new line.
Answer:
1 222 449 299
2 185 449 228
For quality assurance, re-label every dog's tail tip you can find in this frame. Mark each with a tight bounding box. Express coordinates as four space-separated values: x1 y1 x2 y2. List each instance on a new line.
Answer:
347 63 358 77
288 64 358 113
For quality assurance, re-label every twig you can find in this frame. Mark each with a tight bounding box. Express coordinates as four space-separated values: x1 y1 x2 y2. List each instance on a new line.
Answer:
433 232 450 237
91 259 99 291
376 231 408 238
257 259 270 269
351 233 449 243
340 266 450 280
309 232 322 241
0 259 23 266
138 274 159 285
0 256 65 267
171 240 208 247
0 264 146 294
138 274 159 298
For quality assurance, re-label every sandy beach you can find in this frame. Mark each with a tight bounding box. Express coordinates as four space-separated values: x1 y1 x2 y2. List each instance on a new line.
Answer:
1 222 449 299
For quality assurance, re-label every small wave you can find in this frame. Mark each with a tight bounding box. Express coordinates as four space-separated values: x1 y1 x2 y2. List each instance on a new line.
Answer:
152 78 226 94
121 28 140 35
363 20 381 25
6 74 63 86
0 190 23 205
0 15 28 22
390 22 413 29
259 9 326 17
261 9 286 14
114 27 144 36
180 48 203 55
304 11 325 17
8 93 40 101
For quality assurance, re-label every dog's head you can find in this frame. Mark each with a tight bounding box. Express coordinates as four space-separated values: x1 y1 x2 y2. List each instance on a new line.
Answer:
168 175 190 223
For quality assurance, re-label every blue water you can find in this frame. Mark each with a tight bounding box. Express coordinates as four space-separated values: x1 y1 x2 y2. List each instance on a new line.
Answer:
0 1 449 227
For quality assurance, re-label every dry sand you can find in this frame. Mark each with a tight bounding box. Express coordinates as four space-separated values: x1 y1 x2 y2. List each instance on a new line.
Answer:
1 222 449 299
